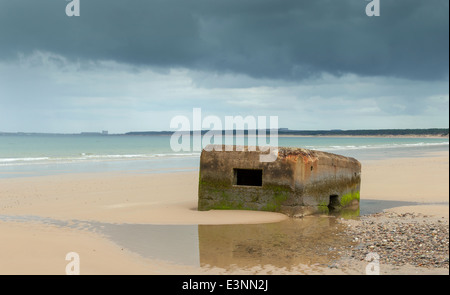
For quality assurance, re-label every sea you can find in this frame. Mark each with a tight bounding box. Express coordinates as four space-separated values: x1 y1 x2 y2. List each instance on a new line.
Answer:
0 134 448 179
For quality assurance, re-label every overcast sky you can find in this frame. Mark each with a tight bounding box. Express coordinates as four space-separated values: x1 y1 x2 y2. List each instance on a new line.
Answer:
0 0 448 133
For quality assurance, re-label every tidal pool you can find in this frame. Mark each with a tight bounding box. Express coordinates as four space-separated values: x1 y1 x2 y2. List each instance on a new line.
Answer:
2 199 442 271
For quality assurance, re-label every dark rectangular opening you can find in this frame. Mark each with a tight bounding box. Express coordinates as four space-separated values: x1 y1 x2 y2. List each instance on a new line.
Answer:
234 169 263 187
328 195 341 212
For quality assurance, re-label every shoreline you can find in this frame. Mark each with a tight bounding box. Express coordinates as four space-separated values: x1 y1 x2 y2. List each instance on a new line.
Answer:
1 131 448 139
278 134 449 139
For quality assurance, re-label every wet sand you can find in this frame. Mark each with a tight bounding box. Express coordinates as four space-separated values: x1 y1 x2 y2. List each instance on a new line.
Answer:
0 150 448 274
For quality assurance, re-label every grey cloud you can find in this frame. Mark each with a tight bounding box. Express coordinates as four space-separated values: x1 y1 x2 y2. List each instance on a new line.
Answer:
0 53 448 133
0 0 448 81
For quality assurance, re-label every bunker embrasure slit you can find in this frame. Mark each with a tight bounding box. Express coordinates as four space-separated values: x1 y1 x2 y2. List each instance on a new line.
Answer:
234 169 263 187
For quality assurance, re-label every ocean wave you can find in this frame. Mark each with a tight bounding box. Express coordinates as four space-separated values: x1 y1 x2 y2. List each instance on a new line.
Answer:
0 153 201 166
306 141 449 151
0 141 447 166
0 157 50 163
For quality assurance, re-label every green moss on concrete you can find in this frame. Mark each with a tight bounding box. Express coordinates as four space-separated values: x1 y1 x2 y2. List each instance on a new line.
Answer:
207 191 246 210
202 184 292 212
340 191 360 207
265 184 291 192
261 188 290 212
317 205 329 214
318 201 328 207
210 204 239 210
199 178 231 190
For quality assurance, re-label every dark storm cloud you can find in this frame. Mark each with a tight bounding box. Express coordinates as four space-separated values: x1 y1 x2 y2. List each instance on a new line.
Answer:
0 0 448 81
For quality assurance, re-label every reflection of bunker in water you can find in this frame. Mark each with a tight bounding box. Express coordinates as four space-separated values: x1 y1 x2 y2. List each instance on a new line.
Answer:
198 218 350 269
198 145 362 217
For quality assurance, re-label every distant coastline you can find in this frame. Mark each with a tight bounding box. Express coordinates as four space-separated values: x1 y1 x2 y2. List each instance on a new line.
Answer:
0 128 448 138
279 135 449 139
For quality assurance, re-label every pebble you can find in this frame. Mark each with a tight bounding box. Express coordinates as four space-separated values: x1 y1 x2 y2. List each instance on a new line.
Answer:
338 212 449 269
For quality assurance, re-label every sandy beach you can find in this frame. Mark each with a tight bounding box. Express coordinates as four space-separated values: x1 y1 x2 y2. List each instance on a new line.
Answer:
0 150 448 275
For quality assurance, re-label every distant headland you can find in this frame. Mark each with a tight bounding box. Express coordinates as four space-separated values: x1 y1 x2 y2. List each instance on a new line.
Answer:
1 128 448 137
124 128 449 137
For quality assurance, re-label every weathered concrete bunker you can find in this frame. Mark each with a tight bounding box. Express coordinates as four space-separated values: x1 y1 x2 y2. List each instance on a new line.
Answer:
198 145 361 217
